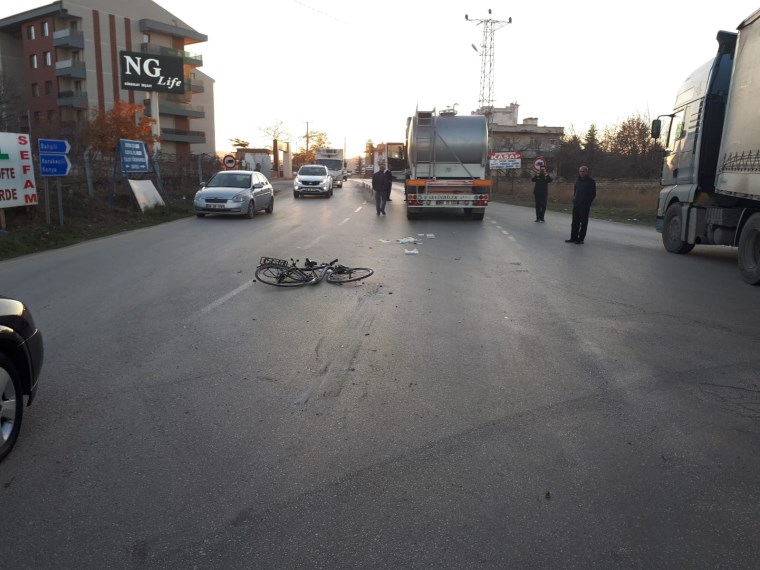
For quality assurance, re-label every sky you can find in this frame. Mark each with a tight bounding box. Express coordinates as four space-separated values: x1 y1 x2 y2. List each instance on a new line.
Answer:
3 0 759 157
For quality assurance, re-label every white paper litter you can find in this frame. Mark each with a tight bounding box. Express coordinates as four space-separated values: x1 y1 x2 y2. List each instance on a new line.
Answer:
404 248 419 255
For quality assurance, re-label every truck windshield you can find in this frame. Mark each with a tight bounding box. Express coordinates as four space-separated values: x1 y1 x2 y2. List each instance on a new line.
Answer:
316 159 342 171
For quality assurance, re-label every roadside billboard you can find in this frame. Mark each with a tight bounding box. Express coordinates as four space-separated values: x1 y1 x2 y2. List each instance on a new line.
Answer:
119 51 184 94
0 133 38 209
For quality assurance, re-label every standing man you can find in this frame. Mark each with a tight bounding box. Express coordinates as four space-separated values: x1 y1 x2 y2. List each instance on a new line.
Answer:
372 166 389 215
384 167 394 201
565 165 597 244
531 165 552 222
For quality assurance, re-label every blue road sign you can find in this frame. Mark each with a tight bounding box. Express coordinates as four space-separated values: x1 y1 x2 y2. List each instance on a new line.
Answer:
40 153 71 177
38 138 70 154
118 139 150 173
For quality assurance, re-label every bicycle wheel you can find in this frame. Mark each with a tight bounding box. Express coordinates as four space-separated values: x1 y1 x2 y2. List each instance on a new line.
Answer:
255 264 312 287
326 266 374 284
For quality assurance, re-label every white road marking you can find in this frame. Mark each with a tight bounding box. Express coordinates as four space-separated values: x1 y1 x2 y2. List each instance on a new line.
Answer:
338 217 351 225
355 206 363 212
188 280 254 321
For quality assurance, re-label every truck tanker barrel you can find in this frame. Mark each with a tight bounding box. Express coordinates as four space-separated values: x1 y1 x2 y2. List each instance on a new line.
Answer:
406 112 488 176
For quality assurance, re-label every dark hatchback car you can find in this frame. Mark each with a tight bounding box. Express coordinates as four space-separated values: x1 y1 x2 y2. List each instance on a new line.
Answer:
0 296 43 461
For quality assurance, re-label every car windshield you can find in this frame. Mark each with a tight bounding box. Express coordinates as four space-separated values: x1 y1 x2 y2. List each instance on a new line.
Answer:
299 167 326 176
316 159 342 170
207 173 251 188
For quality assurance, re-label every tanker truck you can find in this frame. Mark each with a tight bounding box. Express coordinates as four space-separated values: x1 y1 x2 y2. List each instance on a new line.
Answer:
404 108 491 221
652 8 760 284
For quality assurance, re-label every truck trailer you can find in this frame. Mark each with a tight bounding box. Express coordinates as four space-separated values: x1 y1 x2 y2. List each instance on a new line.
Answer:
653 8 760 284
315 148 346 188
404 109 491 221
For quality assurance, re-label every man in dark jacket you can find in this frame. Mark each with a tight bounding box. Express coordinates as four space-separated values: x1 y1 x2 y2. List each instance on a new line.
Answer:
372 167 389 215
531 165 552 222
384 168 394 201
565 165 596 244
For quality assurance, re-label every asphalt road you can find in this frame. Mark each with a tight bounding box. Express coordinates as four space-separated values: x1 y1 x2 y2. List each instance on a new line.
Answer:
1 179 758 568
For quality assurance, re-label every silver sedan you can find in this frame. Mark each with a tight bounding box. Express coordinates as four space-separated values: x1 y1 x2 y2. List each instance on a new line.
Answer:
194 170 274 218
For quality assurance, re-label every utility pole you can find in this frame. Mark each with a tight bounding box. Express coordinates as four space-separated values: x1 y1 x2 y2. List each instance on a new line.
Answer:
304 120 312 153
465 10 512 111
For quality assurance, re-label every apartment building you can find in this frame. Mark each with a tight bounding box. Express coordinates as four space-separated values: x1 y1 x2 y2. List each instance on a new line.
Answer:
0 0 215 155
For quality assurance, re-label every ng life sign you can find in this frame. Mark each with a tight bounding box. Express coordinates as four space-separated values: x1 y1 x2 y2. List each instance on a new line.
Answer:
119 51 184 94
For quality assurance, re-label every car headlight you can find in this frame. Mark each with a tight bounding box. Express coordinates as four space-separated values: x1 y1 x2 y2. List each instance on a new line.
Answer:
320 178 329 189
294 178 301 188
194 191 204 201
232 193 245 202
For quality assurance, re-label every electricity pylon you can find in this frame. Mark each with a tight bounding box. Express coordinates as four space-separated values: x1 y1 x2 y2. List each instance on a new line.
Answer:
465 10 512 110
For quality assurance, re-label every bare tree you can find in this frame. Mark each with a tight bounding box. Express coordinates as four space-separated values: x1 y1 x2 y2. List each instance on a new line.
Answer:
259 120 291 145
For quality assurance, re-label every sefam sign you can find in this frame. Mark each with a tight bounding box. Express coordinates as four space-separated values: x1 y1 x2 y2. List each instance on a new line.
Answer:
119 51 184 94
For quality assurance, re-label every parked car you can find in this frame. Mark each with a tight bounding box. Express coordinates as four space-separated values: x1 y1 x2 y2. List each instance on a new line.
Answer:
194 170 274 218
0 296 43 462
293 165 333 199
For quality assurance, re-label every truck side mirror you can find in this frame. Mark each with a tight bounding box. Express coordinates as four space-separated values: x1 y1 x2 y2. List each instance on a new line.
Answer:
651 119 662 139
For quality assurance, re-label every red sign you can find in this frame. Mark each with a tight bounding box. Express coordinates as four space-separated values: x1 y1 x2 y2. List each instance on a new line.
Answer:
222 155 236 169
532 156 547 172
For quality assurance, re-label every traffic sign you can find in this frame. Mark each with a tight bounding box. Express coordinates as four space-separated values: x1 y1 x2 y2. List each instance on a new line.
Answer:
39 153 71 177
38 137 71 177
223 155 236 169
118 139 150 173
532 156 546 172
38 138 71 154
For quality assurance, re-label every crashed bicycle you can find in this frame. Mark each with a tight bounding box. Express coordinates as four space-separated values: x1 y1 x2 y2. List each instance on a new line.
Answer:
255 257 374 287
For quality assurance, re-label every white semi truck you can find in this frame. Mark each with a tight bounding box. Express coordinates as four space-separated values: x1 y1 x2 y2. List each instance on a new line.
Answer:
653 8 760 284
315 148 346 188
404 108 491 221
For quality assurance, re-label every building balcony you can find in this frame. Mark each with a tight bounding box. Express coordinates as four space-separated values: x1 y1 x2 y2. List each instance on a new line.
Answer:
144 100 205 119
55 60 86 79
140 43 202 66
52 29 84 49
57 90 89 108
161 128 206 144
186 77 204 93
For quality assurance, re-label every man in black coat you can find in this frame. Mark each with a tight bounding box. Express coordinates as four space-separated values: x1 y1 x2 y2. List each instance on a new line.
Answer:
531 165 552 222
565 165 596 244
384 168 394 201
372 167 389 215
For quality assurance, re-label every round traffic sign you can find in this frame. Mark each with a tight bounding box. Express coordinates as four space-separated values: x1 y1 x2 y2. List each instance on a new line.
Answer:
222 155 236 169
532 156 546 172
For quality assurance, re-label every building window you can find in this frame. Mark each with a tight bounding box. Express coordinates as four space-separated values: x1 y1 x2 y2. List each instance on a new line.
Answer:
30 54 38 69
42 21 49 36
32 83 40 97
143 33 150 43
74 80 82 91
44 52 52 66
45 80 53 95
47 110 56 123
27 25 35 40
72 51 80 62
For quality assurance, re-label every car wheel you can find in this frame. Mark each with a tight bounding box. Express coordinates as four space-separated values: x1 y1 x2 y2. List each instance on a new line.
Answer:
196 213 206 218
245 200 255 219
0 354 24 462
294 191 300 199
265 196 274 214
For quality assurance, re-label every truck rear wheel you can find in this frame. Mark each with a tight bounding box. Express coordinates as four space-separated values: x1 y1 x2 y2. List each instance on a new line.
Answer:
663 203 695 254
738 212 760 285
